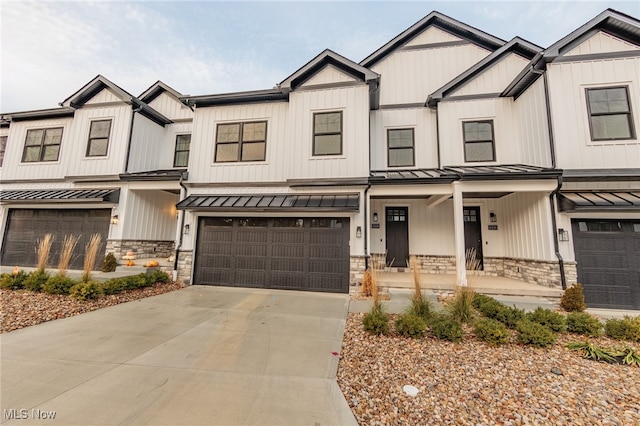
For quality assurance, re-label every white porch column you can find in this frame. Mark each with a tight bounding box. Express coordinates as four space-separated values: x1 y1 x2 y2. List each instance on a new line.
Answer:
452 181 467 286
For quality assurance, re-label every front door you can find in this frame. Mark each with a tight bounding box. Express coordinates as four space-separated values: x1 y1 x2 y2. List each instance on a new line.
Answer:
386 207 409 267
463 207 484 270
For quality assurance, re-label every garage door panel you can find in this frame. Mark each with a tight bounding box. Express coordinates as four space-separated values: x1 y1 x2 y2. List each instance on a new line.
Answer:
572 219 639 310
194 217 349 293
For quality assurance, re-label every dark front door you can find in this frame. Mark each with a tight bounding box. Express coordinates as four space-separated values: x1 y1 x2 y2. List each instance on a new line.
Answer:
386 207 409 267
463 207 483 270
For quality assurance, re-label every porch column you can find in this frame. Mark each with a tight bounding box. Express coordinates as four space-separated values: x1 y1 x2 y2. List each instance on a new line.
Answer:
452 182 467 286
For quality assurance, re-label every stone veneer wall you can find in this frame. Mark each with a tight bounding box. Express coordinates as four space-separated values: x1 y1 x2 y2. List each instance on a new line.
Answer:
176 250 193 284
106 240 175 259
350 256 366 285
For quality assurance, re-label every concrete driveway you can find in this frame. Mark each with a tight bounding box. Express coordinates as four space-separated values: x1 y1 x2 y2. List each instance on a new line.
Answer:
1 286 357 425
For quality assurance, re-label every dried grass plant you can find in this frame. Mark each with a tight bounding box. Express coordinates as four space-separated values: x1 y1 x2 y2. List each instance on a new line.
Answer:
465 248 481 270
361 269 373 297
410 256 422 302
82 233 102 282
35 233 54 273
370 265 381 307
449 285 476 323
58 234 80 277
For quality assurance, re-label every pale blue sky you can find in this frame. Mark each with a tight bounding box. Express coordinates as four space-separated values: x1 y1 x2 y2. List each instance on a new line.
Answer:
2 1 639 112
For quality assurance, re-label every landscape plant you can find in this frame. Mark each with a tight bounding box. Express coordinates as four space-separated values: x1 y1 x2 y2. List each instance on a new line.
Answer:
560 283 587 312
429 313 464 342
408 256 431 321
23 270 50 292
82 233 102 282
70 281 104 300
35 233 54 273
526 307 566 333
360 268 373 297
605 316 640 342
395 313 427 338
473 318 510 346
0 269 27 290
58 234 80 276
515 319 556 347
363 303 390 336
567 340 616 363
566 312 602 337
42 275 78 295
448 285 475 323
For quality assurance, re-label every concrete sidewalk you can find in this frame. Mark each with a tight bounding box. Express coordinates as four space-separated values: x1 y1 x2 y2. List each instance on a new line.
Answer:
1 286 357 426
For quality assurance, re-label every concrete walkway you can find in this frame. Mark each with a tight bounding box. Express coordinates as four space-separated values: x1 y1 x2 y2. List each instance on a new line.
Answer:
1 286 357 426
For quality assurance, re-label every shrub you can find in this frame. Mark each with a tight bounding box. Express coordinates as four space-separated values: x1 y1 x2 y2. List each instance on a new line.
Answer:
566 312 602 337
24 270 50 292
496 305 526 329
42 275 77 295
70 281 104 300
605 316 640 342
429 314 464 342
0 270 28 290
516 319 556 347
146 270 170 285
448 285 475 323
101 278 126 295
101 252 118 273
395 313 427 338
363 304 390 336
408 293 432 321
472 293 497 310
121 274 150 290
560 283 587 312
474 297 505 319
526 307 566 333
360 269 373 297
473 318 510 346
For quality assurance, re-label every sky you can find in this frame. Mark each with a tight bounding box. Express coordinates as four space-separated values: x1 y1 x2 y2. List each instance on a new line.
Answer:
1 1 639 113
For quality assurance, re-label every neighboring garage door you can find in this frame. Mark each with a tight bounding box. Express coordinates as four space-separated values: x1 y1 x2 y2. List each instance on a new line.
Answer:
1 209 110 270
572 219 640 309
194 217 350 293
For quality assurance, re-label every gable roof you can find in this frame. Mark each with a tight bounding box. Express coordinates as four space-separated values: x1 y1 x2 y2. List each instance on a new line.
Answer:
1 106 75 122
138 81 185 104
61 75 172 126
503 8 640 98
427 37 541 107
360 11 506 68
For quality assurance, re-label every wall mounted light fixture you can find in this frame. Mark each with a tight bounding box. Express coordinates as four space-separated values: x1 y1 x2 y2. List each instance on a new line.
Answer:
373 212 379 223
184 224 190 234
356 226 362 238
558 228 569 241
110 215 119 225
489 212 497 223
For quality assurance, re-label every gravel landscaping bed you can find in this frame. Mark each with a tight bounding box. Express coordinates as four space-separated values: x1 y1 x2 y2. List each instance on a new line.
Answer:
1 281 185 333
337 312 640 426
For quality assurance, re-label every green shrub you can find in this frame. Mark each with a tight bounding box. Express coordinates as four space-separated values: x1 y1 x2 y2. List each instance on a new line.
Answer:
0 270 28 290
429 314 464 342
472 293 497 309
146 270 170 285
407 293 432 321
473 318 510 346
560 283 587 312
395 313 427 338
101 278 125 295
23 270 50 292
70 281 104 300
101 253 118 273
526 307 566 333
120 274 150 290
516 319 556 347
42 275 77 295
605 316 640 342
448 286 475 323
566 312 602 337
474 297 505 319
363 304 390 336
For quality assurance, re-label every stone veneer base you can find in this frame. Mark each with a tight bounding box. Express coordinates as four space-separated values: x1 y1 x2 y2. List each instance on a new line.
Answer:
106 240 175 260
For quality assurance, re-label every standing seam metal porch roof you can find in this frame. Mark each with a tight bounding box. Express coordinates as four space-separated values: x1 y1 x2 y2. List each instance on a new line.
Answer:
558 191 640 211
0 189 120 203
370 164 561 183
176 193 360 211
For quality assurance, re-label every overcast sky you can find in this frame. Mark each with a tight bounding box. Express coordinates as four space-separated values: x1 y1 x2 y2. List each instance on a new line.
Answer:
1 1 638 112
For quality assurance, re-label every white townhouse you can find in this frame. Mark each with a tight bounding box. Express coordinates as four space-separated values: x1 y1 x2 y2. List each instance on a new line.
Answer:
1 9 638 308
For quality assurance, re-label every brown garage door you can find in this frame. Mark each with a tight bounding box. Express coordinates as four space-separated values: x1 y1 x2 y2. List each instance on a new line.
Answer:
1 209 110 270
194 217 350 293
572 219 640 309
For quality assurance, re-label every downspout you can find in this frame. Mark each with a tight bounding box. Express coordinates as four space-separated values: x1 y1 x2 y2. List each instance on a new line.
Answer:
173 172 188 279
549 176 566 290
536 67 565 289
364 183 371 270
434 104 441 169
123 104 143 173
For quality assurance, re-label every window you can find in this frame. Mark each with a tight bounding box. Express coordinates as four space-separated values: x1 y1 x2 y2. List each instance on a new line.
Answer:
313 111 342 155
387 129 414 167
215 121 266 162
86 119 112 157
463 120 495 162
586 87 635 140
173 134 191 167
22 127 63 162
0 136 7 167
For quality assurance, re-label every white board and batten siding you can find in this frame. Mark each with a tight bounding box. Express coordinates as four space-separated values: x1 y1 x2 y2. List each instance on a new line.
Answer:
65 104 133 177
120 188 178 241
564 31 640 56
147 92 193 121
300 65 357 87
288 85 371 180
512 78 552 167
127 114 171 173
448 53 529 97
84 88 122 105
0 117 74 180
188 102 289 183
371 28 492 105
369 108 438 170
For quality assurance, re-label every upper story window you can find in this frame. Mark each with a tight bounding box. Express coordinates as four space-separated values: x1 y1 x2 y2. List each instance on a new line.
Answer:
22 127 62 162
215 121 266 162
463 120 495 162
86 119 112 157
0 136 7 167
173 134 191 167
313 111 342 156
586 87 635 141
387 129 414 167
